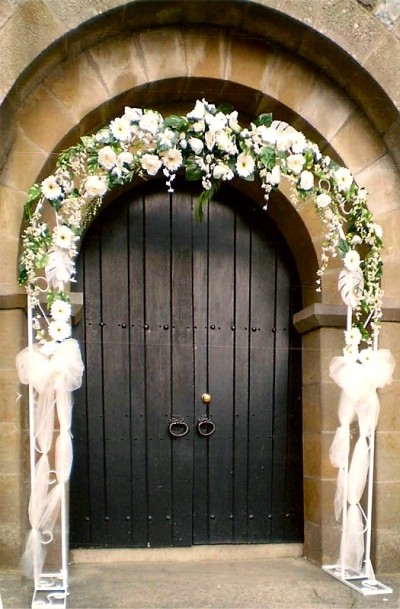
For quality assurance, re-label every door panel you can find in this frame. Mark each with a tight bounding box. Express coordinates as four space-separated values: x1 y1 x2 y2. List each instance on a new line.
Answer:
70 183 303 548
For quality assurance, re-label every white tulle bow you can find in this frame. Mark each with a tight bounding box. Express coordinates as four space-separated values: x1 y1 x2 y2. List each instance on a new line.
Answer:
16 338 84 578
329 349 395 573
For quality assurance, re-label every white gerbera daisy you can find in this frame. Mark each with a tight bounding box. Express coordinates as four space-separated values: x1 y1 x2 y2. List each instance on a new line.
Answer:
85 175 108 197
110 117 132 142
291 131 307 154
98 146 117 170
161 148 183 172
42 175 62 200
343 249 361 271
53 225 74 250
50 299 72 322
48 320 72 342
344 326 362 347
236 153 255 178
141 153 162 176
335 167 353 192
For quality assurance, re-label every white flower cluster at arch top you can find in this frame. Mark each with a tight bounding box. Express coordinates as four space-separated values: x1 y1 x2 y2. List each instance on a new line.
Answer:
19 99 384 358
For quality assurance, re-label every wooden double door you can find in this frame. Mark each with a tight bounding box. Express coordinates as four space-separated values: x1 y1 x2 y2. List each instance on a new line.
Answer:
70 183 303 548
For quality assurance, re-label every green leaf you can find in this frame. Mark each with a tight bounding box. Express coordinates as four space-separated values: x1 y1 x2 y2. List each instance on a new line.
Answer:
254 113 273 128
18 266 28 286
216 102 234 115
195 181 220 222
185 155 203 182
258 146 276 170
163 115 189 132
24 184 42 220
338 238 350 257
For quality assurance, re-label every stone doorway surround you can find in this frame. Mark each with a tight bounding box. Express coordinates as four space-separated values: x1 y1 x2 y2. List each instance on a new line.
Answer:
1 0 400 574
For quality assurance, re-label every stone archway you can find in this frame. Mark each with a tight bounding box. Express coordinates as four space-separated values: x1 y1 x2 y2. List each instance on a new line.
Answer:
1 0 400 578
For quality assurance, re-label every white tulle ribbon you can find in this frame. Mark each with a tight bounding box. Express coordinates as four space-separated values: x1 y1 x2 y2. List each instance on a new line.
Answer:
16 338 84 578
329 349 395 572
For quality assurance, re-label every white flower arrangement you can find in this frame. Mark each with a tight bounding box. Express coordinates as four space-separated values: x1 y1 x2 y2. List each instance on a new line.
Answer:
18 99 384 358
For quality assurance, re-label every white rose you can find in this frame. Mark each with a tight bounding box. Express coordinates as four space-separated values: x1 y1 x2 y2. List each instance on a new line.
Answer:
139 111 161 134
299 170 314 191
276 131 293 151
205 112 227 132
85 175 108 197
140 153 162 176
257 125 278 146
215 130 237 155
213 163 234 181
268 165 281 186
98 146 117 170
192 120 205 133
205 130 215 151
187 100 206 120
286 154 305 175
316 193 331 208
117 151 134 166
291 131 307 154
188 137 204 155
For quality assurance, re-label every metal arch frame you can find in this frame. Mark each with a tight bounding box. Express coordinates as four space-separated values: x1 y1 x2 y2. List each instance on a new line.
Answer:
322 304 393 596
27 298 69 609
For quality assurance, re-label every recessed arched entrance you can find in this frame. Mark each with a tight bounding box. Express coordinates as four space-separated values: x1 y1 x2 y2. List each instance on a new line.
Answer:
70 181 303 548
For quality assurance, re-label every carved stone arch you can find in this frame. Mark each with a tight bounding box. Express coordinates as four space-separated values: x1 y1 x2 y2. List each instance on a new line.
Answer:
1 0 400 580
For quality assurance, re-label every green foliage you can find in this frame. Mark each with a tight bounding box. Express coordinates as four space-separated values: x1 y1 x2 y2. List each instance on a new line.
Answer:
24 184 42 220
254 113 273 128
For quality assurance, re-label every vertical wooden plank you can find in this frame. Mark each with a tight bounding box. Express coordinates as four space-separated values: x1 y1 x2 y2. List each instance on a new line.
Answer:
128 191 148 547
207 199 235 543
70 252 91 546
82 229 108 545
247 219 276 542
232 207 251 543
101 201 132 546
270 249 291 541
144 191 173 547
192 195 210 545
284 281 304 542
170 191 194 547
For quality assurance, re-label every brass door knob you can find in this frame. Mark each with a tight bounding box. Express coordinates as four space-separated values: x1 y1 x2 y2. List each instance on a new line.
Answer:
201 393 212 404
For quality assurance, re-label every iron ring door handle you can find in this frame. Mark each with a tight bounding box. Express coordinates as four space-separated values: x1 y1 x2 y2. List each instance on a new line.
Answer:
197 416 216 437
168 417 189 438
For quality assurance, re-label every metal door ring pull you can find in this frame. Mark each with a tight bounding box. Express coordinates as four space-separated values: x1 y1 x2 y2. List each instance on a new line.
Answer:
168 418 189 438
197 417 216 437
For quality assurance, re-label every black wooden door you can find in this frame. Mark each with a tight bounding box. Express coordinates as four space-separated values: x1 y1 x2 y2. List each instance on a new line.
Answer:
70 183 303 548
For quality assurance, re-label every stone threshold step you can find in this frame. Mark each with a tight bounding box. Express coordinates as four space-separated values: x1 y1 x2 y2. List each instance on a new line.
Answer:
71 543 303 564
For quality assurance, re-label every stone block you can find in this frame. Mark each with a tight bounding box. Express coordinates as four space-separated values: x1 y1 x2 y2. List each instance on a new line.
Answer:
0 130 47 192
299 78 354 144
321 381 342 432
0 184 26 239
0 474 22 524
45 52 109 123
0 0 64 99
331 110 387 175
302 332 322 385
0 310 27 366
16 84 76 154
0 524 23 569
303 520 322 564
357 153 400 217
184 28 228 80
303 432 321 478
138 28 187 82
226 37 273 91
302 383 322 433
0 369 22 422
375 431 400 482
0 423 21 475
384 118 400 171
373 481 400 530
373 527 400 572
303 477 321 524
263 52 316 116
89 36 148 99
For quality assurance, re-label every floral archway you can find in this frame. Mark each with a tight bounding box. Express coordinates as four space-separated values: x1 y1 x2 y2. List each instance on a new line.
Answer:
16 99 394 604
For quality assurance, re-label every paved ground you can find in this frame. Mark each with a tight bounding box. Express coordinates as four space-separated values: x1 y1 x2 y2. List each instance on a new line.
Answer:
1 556 399 609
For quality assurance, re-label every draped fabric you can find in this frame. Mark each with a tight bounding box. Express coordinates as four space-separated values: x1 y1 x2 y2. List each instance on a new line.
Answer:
16 339 84 578
329 349 395 573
